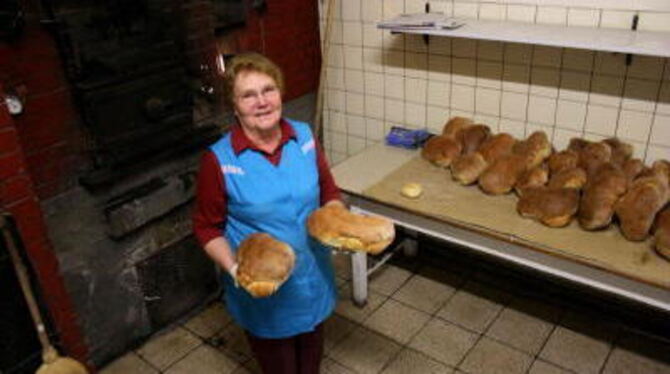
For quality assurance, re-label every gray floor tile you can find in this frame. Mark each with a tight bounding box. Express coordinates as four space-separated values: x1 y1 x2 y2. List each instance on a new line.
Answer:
136 327 201 370
324 314 358 353
164 345 240 374
208 323 254 364
369 265 413 296
329 327 402 374
602 329 670 374
381 348 453 374
437 281 511 333
392 273 457 314
321 357 357 374
364 298 431 344
539 325 612 374
485 296 562 354
335 284 387 323
527 359 573 374
333 252 353 281
459 336 533 374
182 302 232 339
408 318 478 366
99 352 159 374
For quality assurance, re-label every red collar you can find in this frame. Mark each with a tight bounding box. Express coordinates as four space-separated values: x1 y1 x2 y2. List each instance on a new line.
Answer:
231 118 296 155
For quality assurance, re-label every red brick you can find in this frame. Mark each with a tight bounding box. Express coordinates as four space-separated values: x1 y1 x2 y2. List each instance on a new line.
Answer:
0 127 20 155
0 174 33 204
0 151 27 179
14 91 79 151
0 101 13 129
7 198 49 248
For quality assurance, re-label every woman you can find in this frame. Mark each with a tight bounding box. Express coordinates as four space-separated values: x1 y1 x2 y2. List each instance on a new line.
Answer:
192 52 342 374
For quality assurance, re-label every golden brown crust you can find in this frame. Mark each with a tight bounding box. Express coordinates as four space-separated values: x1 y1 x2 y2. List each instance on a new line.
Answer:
548 167 587 190
236 233 295 298
459 124 491 155
513 131 552 170
451 153 488 185
479 154 527 195
515 165 549 195
421 135 463 168
517 187 580 227
654 207 670 261
442 116 474 138
578 141 612 178
622 158 645 184
477 133 517 164
548 149 579 174
307 204 395 255
615 174 669 241
578 163 627 230
602 137 633 166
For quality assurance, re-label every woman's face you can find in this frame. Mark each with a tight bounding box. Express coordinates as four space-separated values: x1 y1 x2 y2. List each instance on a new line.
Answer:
233 70 282 133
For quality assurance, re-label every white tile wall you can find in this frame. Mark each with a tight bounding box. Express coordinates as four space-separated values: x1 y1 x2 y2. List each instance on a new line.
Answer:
320 0 670 164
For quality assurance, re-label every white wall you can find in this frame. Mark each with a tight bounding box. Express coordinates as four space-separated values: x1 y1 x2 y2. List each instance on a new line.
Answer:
318 0 670 166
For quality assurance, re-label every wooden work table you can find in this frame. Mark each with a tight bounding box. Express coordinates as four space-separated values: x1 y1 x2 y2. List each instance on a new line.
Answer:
331 143 670 312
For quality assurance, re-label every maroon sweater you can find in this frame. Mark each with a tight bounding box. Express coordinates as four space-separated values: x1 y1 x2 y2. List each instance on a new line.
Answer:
192 119 341 247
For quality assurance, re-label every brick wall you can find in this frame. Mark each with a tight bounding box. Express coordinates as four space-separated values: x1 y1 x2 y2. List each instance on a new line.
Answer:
0 83 89 368
182 0 322 104
1 0 322 367
0 15 86 201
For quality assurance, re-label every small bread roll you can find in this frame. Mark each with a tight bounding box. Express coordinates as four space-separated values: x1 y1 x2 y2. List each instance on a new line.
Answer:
401 183 423 199
236 233 295 298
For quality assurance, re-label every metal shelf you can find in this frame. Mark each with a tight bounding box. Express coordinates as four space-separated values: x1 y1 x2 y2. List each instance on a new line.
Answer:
379 15 670 58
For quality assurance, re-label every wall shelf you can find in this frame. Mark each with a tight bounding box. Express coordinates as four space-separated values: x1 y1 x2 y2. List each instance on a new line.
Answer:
378 15 670 58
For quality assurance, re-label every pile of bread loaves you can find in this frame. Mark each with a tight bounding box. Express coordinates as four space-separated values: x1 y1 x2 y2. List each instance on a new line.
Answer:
422 116 670 261
235 203 395 298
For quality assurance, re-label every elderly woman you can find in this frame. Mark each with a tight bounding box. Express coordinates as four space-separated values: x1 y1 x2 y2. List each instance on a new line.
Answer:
192 52 342 373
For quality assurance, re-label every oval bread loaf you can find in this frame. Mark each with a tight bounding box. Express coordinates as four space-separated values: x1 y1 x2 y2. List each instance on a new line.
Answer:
307 203 395 255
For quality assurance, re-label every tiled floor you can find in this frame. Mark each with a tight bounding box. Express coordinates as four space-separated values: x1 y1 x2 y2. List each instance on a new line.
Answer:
99 246 670 374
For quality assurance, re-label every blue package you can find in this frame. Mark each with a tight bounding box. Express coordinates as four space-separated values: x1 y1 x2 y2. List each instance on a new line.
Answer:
385 126 433 149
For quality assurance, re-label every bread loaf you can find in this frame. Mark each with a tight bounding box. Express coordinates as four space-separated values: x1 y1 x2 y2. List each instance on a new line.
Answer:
517 187 580 227
653 206 670 261
236 233 295 298
515 165 549 195
602 138 633 167
459 124 491 155
307 203 395 255
442 116 474 138
451 153 488 185
548 167 587 190
477 133 516 164
578 163 628 230
578 141 612 178
548 149 579 174
615 172 669 241
421 135 462 168
513 131 552 170
622 158 645 184
479 154 527 195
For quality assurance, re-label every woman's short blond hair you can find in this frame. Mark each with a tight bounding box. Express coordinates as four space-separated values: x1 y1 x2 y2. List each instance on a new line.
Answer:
222 52 285 108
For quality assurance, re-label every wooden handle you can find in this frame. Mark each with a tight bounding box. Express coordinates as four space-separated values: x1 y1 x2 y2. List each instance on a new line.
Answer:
1 214 55 351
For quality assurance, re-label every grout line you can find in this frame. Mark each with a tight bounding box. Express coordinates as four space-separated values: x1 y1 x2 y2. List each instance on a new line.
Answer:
642 58 668 163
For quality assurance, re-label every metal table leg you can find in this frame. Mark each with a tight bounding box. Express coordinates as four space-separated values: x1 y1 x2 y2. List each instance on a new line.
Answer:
351 251 368 307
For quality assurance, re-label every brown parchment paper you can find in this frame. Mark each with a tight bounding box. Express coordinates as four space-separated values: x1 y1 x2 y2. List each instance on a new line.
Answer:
363 156 670 289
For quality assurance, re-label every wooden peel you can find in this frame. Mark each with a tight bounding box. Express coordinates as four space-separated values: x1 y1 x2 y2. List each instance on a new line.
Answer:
0 214 88 374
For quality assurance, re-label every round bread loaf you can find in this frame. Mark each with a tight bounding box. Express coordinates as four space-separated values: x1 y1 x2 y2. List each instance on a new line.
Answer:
307 203 395 255
236 233 295 298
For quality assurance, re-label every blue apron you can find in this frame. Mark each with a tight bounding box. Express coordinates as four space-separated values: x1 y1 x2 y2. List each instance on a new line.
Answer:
209 119 337 338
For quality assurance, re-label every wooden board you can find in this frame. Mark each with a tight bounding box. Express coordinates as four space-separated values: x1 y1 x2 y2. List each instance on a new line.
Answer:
363 155 670 289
